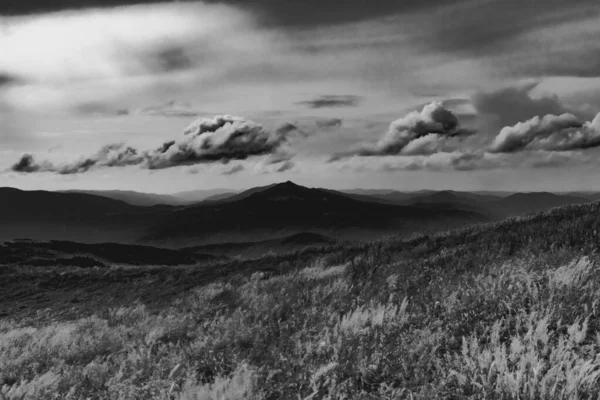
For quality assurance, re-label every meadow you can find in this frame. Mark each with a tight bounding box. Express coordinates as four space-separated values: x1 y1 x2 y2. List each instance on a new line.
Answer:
3 202 600 399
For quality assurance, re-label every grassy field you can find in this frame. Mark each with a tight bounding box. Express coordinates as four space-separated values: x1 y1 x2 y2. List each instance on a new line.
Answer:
3 202 600 399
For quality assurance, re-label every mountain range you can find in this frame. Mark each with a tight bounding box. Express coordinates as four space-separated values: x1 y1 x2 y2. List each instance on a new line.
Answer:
60 188 234 206
0 182 596 250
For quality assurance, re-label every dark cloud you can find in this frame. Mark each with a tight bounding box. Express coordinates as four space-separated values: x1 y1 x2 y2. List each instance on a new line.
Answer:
0 73 21 87
276 122 305 137
330 102 475 161
408 0 598 58
214 0 457 28
1 0 460 24
297 95 362 109
222 164 244 175
472 82 574 128
490 112 600 153
11 154 45 173
275 160 295 173
152 46 193 74
316 118 343 129
0 0 180 15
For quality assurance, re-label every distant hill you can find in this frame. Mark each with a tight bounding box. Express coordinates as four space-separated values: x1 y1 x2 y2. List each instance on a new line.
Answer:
0 187 167 243
61 188 240 206
202 184 277 203
59 189 187 206
365 190 590 219
141 181 490 246
492 192 590 217
2 183 594 248
171 188 236 204
202 192 240 202
341 189 397 196
368 191 432 204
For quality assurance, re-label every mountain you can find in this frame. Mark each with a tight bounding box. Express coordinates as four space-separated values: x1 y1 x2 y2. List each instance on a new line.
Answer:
369 191 427 204
562 191 600 201
171 188 236 204
202 192 239 202
204 184 278 203
365 190 590 219
141 181 490 246
4 183 590 248
493 192 590 217
59 189 186 206
471 190 515 197
341 189 397 196
0 187 168 243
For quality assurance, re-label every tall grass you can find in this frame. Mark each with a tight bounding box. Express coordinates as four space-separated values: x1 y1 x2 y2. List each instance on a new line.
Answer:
4 231 600 398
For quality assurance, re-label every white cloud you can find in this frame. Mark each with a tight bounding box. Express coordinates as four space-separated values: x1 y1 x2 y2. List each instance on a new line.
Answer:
0 3 279 112
330 101 475 160
490 113 600 153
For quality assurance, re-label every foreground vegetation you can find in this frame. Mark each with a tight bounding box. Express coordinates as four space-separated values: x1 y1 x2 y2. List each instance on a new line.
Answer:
3 202 600 399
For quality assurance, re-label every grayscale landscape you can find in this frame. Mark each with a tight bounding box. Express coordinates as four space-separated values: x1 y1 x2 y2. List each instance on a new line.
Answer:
2 0 600 399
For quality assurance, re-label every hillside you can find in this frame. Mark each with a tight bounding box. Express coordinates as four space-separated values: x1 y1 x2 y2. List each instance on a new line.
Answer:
4 200 600 398
183 232 340 258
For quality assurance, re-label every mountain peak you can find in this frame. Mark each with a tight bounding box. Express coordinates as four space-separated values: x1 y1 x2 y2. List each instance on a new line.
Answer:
278 180 300 188
241 181 315 202
265 181 307 193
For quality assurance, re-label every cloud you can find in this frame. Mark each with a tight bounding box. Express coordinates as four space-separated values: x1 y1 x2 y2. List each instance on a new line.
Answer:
297 95 363 109
490 112 600 153
400 151 492 172
472 82 575 127
222 164 245 175
330 101 475 160
275 160 295 173
10 154 48 173
275 122 306 137
316 118 343 129
11 115 297 174
10 143 142 174
399 134 451 156
347 149 596 173
0 3 280 112
132 100 201 117
142 115 290 169
273 118 343 140
73 102 128 116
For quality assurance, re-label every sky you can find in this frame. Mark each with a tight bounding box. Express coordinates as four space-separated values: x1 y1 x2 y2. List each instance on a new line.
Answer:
2 0 600 193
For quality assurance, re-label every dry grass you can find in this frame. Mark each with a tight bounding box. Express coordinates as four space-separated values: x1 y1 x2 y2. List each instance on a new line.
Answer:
6 200 600 399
